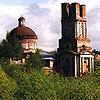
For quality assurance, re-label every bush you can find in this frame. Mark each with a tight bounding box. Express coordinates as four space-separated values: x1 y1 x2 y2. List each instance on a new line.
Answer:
0 64 100 100
0 67 17 100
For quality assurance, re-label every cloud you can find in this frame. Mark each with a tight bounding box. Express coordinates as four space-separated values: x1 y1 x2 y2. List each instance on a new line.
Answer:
0 4 26 40
0 0 100 51
0 16 16 40
22 3 60 51
87 6 100 50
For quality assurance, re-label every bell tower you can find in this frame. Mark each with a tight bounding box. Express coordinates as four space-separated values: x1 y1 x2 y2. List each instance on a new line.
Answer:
18 16 25 27
56 3 94 77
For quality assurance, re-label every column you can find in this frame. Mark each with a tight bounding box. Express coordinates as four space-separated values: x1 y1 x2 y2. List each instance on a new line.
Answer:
85 22 87 37
75 55 77 77
75 21 77 37
82 57 84 73
83 22 85 37
92 57 94 72
76 21 80 37
89 57 92 73
80 57 82 73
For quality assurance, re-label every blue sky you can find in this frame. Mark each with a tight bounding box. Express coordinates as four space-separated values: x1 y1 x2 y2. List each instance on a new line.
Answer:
0 0 47 5
0 0 100 51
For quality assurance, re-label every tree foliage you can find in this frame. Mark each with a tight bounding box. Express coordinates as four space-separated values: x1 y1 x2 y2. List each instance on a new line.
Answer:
0 63 100 100
0 46 100 100
0 67 17 100
0 32 23 61
25 50 44 70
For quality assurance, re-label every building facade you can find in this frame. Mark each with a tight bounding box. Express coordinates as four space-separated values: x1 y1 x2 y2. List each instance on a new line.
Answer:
57 3 94 77
9 17 38 56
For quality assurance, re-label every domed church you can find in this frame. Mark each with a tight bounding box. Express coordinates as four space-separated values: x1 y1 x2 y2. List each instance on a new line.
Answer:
9 17 38 56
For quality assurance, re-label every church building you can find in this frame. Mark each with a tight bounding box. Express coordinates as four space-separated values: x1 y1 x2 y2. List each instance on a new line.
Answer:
56 3 94 77
7 17 38 64
8 17 38 56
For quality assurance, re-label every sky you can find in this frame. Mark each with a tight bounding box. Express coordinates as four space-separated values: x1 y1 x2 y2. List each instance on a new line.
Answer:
0 0 47 5
0 0 100 51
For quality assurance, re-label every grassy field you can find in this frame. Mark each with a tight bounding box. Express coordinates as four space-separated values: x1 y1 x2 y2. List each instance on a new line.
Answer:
0 63 100 100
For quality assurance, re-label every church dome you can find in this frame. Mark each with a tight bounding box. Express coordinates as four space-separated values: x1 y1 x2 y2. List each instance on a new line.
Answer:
10 17 38 40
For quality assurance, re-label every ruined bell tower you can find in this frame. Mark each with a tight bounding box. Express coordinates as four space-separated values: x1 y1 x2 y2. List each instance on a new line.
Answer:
56 3 94 77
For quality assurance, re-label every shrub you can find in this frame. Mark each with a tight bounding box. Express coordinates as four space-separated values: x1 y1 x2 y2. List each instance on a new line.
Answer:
0 67 17 100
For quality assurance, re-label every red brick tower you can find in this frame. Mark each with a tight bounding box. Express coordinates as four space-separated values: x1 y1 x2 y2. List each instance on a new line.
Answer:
57 3 94 76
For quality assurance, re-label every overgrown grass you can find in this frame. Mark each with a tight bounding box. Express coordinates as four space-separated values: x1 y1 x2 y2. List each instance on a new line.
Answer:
0 64 100 100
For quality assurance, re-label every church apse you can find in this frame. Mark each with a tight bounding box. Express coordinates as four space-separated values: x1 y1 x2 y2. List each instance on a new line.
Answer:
56 3 94 77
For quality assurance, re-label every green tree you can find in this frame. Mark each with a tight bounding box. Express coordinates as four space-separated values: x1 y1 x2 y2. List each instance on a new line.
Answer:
25 50 44 71
0 32 23 63
1 63 100 100
0 67 17 100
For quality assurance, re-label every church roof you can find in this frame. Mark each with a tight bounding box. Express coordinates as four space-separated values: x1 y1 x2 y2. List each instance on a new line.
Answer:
10 17 38 40
11 26 37 39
